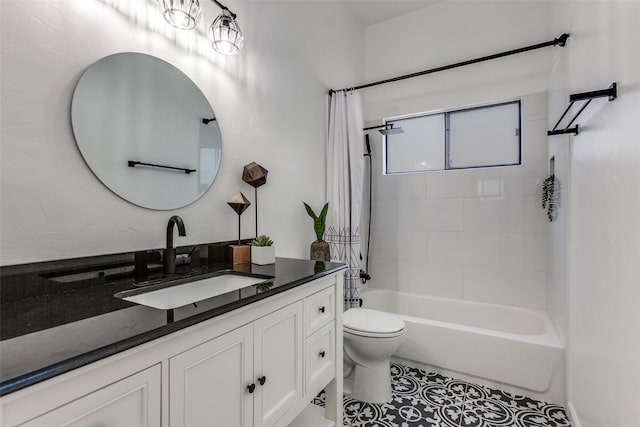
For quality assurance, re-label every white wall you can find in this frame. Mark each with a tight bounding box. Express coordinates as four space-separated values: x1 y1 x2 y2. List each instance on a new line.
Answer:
546 42 571 347
0 0 363 265
361 1 553 309
548 1 640 426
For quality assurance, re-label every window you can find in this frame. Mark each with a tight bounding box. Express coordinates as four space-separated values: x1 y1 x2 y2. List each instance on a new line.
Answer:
384 100 521 174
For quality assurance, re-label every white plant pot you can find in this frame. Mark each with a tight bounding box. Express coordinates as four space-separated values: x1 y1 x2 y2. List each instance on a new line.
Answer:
251 246 275 265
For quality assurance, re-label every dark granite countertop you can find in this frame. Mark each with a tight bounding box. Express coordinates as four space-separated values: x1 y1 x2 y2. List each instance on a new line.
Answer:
0 246 345 396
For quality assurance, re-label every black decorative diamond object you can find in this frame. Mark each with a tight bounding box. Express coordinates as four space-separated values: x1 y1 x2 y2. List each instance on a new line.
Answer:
227 191 251 215
242 162 268 188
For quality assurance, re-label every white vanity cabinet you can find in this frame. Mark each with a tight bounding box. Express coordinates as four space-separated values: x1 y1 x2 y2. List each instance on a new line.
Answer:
1 271 343 427
17 364 161 427
169 324 254 427
253 301 304 427
169 302 303 427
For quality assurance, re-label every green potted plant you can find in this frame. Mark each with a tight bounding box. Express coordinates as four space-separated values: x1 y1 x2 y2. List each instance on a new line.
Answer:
303 202 331 261
251 234 275 265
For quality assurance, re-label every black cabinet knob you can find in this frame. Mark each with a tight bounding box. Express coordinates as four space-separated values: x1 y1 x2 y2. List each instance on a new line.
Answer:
247 383 256 393
319 306 325 313
319 350 326 358
258 375 266 386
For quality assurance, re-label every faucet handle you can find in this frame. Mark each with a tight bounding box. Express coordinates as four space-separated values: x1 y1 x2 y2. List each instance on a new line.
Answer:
188 246 200 267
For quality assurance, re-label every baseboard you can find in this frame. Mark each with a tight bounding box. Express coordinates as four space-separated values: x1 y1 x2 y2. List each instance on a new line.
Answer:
567 402 581 427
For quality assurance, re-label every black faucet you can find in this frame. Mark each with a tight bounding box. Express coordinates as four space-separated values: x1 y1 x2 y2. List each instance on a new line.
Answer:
163 215 186 275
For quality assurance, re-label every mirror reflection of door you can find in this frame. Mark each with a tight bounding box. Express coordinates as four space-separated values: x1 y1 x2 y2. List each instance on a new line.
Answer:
71 52 222 210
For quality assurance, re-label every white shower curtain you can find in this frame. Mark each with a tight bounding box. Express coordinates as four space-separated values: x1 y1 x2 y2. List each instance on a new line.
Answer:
326 90 364 311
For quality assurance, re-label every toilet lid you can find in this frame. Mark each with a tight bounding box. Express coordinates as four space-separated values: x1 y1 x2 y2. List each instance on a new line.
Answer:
343 308 405 336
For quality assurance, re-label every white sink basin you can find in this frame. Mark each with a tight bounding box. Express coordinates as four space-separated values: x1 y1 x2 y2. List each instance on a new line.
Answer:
120 274 267 310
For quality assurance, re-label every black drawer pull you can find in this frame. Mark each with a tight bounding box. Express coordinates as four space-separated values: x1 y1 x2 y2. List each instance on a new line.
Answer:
258 375 266 386
319 306 325 313
319 350 326 358
247 383 255 393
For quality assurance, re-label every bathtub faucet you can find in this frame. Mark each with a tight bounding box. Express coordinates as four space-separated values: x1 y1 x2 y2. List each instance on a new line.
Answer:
360 269 371 284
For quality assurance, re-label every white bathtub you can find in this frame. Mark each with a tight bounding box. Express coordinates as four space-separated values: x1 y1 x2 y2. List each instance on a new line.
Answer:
361 289 565 402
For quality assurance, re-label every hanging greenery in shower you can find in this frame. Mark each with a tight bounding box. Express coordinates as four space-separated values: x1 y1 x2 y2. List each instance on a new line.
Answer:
542 174 561 222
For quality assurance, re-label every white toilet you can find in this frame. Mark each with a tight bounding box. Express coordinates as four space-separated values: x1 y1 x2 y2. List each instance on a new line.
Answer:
343 308 406 403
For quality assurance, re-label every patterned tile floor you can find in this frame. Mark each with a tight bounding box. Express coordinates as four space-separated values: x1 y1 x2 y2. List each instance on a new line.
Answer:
313 362 571 427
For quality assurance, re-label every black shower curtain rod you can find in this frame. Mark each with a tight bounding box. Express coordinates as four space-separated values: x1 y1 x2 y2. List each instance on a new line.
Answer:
329 33 570 95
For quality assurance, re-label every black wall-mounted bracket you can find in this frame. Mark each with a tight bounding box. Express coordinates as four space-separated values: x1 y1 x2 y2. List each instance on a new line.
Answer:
548 83 617 136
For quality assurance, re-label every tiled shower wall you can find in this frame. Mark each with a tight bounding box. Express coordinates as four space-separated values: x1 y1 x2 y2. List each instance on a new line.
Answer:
365 93 549 310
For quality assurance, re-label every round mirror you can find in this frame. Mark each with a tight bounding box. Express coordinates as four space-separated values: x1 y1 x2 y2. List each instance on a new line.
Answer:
71 52 222 210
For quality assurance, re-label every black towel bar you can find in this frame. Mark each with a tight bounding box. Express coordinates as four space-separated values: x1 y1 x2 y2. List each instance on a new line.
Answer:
548 83 617 136
128 161 196 174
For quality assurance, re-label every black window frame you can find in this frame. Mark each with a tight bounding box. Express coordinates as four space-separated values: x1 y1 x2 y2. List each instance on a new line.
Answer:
383 100 522 174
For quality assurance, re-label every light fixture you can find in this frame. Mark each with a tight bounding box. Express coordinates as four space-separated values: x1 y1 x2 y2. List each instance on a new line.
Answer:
157 0 244 55
208 8 244 55
158 0 202 30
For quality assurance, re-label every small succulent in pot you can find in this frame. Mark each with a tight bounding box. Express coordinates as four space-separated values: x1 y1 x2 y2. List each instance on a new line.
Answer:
251 235 275 265
251 235 274 247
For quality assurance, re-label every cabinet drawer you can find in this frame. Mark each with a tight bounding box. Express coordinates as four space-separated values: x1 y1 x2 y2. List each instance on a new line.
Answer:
304 285 335 336
305 322 335 396
19 364 161 427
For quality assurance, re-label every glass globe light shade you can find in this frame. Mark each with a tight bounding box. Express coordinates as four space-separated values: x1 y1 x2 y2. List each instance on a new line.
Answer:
208 9 244 55
159 0 202 30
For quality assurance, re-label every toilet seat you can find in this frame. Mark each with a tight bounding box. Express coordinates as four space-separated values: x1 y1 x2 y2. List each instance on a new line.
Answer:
343 308 405 338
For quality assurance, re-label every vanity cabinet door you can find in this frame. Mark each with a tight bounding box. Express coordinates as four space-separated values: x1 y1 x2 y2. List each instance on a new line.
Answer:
252 301 303 427
169 324 254 427
19 364 161 427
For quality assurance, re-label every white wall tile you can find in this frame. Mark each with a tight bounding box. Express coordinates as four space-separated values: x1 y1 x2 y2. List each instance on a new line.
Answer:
518 270 547 309
397 199 428 230
374 173 427 201
523 196 549 233
522 119 549 159
463 266 545 309
367 259 398 291
521 155 548 177
371 200 397 230
426 231 465 265
463 197 510 232
397 230 428 262
396 261 425 293
504 197 527 233
370 228 400 261
470 175 504 198
500 232 548 272
521 91 548 121
500 168 544 197
398 261 464 298
463 232 503 267
524 233 547 270
424 198 464 231
426 170 473 199
500 233 526 270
